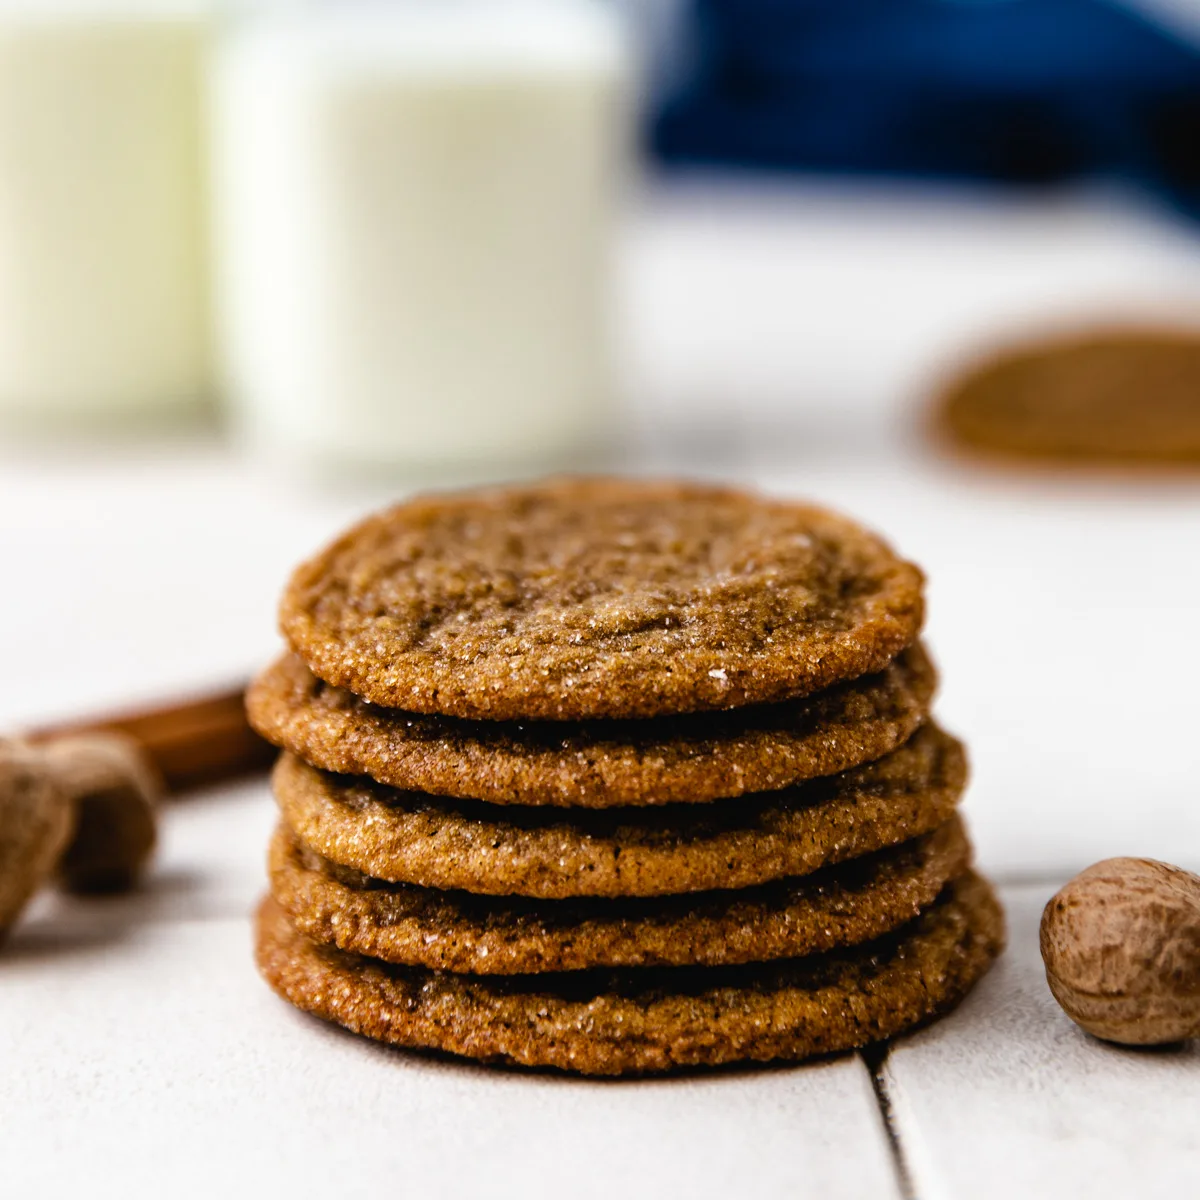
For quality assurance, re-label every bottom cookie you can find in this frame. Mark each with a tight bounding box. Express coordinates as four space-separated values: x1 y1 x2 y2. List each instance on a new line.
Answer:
255 871 1004 1076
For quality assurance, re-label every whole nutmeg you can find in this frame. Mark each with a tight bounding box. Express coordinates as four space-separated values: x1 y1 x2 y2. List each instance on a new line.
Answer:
1041 857 1200 1046
0 742 74 938
41 734 161 895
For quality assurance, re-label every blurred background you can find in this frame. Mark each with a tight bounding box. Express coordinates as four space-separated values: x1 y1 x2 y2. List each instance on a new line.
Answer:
2 0 1200 881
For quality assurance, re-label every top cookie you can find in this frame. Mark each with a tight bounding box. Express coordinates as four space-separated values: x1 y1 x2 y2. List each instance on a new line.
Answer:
280 479 925 721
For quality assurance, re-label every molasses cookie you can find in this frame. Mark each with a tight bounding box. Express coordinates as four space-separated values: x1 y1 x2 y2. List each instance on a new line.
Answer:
279 479 925 721
272 723 967 899
269 814 970 973
255 870 1004 1075
934 328 1200 463
247 644 936 808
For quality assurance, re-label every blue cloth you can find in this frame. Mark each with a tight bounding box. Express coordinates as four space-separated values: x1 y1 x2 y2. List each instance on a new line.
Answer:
651 0 1200 212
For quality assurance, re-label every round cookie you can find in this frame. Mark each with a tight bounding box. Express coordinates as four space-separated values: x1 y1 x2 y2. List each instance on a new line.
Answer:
933 328 1200 464
269 815 971 973
256 870 1004 1075
272 723 966 899
279 478 925 721
247 644 937 808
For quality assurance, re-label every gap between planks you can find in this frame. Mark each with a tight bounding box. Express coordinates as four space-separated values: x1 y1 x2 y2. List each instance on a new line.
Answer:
861 1046 919 1200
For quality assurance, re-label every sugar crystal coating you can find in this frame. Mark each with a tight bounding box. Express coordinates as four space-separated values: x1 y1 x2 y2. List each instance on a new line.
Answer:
248 644 936 807
271 723 967 899
269 815 970 973
255 871 1004 1076
255 477 1001 1076
280 479 925 721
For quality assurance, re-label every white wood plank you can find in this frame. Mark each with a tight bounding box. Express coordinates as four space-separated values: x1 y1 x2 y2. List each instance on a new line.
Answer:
883 883 1200 1200
0 916 899 1200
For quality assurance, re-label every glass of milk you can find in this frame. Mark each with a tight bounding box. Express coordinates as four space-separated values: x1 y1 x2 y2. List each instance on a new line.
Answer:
0 2 211 427
210 0 630 476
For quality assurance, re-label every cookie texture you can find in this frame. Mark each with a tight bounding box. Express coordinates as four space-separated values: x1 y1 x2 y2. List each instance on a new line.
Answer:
256 870 1003 1075
248 644 936 808
0 742 73 937
279 479 925 720
270 815 970 973
272 723 966 899
934 328 1200 463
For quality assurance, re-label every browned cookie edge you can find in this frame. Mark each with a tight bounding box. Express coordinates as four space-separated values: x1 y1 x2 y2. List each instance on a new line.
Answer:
247 644 937 808
269 814 972 973
271 723 968 899
255 871 1004 1076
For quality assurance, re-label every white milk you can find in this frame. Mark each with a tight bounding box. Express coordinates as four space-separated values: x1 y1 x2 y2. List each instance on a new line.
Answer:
210 0 628 473
0 3 210 425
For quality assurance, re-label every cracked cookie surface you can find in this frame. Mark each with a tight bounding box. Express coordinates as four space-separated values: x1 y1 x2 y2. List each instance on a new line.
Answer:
279 479 925 721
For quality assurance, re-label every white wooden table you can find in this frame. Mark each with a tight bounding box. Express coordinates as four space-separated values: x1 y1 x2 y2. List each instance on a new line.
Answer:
2 181 1199 1198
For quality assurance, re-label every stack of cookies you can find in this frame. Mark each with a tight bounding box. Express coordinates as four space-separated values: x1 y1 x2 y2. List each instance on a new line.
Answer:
248 479 1003 1075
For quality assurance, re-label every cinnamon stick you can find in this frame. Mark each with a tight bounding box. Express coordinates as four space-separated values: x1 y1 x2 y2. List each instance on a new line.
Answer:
27 685 275 795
